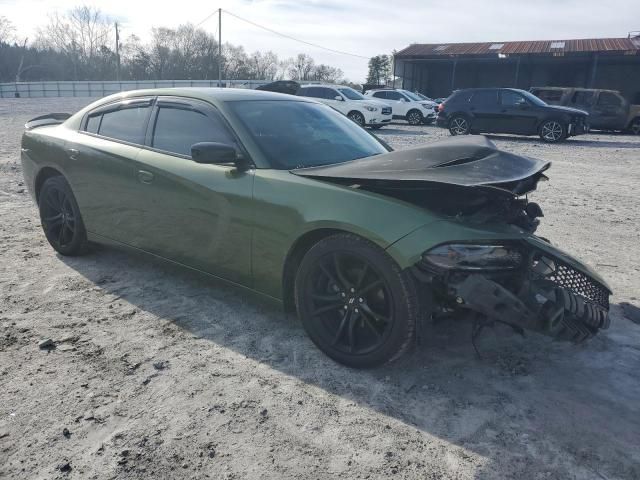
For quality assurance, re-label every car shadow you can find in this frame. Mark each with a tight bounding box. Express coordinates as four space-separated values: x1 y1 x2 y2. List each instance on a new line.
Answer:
484 134 640 149
59 244 640 479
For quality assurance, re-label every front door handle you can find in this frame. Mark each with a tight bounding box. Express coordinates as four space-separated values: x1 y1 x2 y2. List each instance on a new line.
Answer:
65 148 79 160
137 170 154 184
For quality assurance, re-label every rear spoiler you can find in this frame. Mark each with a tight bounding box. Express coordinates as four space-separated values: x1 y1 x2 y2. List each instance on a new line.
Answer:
25 113 72 130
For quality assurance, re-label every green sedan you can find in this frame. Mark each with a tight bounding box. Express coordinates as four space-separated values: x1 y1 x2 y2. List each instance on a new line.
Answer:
21 88 611 368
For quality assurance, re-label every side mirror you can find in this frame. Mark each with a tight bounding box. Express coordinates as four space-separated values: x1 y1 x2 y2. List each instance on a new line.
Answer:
399 98 406 102
334 95 344 101
191 142 250 170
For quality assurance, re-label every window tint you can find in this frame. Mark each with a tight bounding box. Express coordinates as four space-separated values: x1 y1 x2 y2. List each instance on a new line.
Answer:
152 106 234 157
386 91 403 101
500 90 527 106
85 114 101 134
300 87 321 98
98 106 150 144
372 91 387 99
471 90 497 106
571 91 595 106
319 88 339 100
597 92 623 107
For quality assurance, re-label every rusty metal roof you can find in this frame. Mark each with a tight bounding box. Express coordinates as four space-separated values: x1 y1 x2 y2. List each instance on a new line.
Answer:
396 37 640 58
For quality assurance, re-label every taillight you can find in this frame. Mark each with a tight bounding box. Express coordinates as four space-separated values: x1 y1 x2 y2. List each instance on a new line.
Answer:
438 103 445 112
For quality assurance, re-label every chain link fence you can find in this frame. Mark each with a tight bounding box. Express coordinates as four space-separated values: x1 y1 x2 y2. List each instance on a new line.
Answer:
0 80 275 98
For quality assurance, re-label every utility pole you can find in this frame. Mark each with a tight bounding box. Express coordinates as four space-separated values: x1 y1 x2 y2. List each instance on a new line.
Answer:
115 22 121 81
218 8 222 87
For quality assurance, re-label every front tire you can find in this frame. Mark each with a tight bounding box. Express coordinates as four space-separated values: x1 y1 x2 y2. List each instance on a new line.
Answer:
38 176 88 256
406 109 423 125
448 115 470 135
539 120 566 143
347 111 365 127
294 233 418 368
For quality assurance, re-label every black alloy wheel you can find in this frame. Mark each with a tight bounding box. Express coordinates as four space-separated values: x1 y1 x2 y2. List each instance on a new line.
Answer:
539 120 566 143
347 111 366 127
449 116 470 135
406 110 423 125
39 176 88 255
295 233 418 368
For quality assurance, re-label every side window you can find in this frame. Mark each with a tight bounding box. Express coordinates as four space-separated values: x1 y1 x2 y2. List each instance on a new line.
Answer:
597 92 623 107
571 91 595 106
300 87 319 98
85 114 101 134
386 91 402 101
151 106 234 157
98 105 151 144
372 91 387 99
471 90 498 107
500 90 527 106
535 89 563 103
319 88 338 100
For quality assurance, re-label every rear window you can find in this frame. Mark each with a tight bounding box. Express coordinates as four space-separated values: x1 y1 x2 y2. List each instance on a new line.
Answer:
533 89 564 103
85 114 101 134
98 106 150 144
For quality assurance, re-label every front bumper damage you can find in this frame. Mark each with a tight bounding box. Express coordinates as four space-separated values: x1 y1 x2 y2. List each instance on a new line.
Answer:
415 243 611 343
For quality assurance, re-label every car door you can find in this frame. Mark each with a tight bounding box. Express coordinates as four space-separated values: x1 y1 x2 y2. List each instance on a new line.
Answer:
385 91 410 117
66 97 154 242
132 97 254 286
590 92 629 130
468 90 500 132
319 87 348 114
498 90 538 134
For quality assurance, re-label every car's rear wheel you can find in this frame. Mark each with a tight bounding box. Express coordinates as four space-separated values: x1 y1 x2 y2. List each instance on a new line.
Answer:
449 115 470 135
294 233 418 368
39 176 88 256
406 110 423 125
347 111 365 127
539 120 566 142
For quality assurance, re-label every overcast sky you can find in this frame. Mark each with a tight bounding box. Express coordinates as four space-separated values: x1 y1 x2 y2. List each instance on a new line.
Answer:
1 0 638 81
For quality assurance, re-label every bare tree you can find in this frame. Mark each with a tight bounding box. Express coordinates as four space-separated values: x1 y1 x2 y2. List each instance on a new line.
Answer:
287 53 315 81
0 16 15 44
247 51 279 80
311 64 344 83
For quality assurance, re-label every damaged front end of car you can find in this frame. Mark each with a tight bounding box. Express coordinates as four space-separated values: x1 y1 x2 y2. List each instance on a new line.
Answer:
294 135 612 342
414 239 611 342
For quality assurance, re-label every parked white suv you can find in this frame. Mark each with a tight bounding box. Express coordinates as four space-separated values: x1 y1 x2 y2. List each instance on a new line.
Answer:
297 84 392 129
365 88 437 125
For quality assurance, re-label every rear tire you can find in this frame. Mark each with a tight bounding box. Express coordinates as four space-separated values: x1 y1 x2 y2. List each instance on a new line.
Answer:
539 120 566 143
38 176 89 256
294 233 418 368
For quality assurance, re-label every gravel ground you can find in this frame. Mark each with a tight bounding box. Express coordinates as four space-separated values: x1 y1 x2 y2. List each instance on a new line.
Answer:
1 97 639 480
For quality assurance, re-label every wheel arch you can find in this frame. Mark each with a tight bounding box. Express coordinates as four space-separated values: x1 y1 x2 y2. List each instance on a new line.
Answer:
34 166 65 204
627 115 640 130
281 228 345 312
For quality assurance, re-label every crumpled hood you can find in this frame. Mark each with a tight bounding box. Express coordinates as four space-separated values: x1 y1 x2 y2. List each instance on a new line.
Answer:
292 135 550 195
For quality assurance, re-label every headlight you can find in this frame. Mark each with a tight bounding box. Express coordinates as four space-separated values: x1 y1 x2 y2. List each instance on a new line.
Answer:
421 103 433 109
422 244 523 271
364 106 378 112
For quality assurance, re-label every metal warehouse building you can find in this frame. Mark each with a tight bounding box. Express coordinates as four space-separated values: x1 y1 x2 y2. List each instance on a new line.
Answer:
394 35 640 101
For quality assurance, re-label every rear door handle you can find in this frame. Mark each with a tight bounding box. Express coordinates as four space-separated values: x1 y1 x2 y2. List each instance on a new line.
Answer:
65 148 79 160
137 170 154 184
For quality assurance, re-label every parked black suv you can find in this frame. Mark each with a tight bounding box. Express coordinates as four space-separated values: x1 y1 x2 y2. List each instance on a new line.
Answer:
436 88 589 142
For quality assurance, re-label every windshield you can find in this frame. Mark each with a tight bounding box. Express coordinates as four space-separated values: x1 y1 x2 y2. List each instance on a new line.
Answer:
399 90 422 101
228 100 388 169
338 87 365 100
520 90 547 106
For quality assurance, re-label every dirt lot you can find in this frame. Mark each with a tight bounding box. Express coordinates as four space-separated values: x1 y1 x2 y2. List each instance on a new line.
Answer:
1 97 639 480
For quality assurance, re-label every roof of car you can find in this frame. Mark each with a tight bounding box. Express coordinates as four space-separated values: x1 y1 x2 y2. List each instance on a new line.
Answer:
298 84 352 89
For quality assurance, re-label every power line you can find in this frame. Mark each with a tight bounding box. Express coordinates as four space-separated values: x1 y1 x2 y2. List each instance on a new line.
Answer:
196 8 219 27
222 9 369 60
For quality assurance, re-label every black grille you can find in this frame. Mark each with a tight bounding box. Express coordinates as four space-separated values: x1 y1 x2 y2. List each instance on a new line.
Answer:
531 255 609 310
381 107 392 115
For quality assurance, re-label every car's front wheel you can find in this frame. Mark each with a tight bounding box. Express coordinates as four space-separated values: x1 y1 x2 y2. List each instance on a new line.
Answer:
347 111 365 127
294 233 418 368
448 115 470 135
406 109 423 125
38 175 89 256
539 120 566 143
